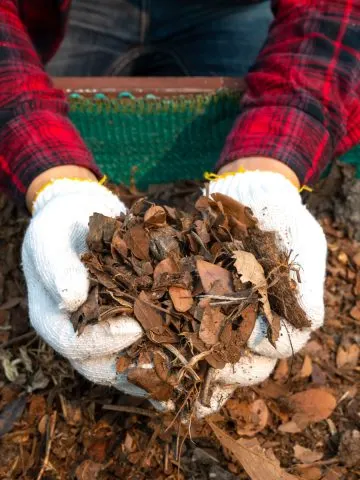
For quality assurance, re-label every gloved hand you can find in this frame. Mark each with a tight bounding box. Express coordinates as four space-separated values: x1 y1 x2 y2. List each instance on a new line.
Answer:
22 179 145 392
196 171 327 418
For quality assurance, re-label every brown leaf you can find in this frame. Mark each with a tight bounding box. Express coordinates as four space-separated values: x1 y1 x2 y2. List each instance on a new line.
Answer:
169 286 193 312
199 305 225 346
124 225 150 260
336 343 359 368
295 355 313 380
350 303 360 321
293 445 323 464
209 422 298 480
75 460 103 480
226 399 269 436
133 291 165 333
128 367 174 401
153 257 179 282
279 388 336 432
71 286 99 333
210 193 257 228
273 359 289 383
232 251 275 339
111 229 128 258
116 356 132 373
238 304 258 344
144 206 167 228
0 394 26 437
196 259 234 295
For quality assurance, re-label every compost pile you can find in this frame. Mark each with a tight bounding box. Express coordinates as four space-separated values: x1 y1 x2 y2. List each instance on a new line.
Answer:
72 192 309 411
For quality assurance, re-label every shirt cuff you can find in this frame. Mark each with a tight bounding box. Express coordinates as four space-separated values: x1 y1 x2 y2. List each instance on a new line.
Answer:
0 110 101 206
216 106 333 185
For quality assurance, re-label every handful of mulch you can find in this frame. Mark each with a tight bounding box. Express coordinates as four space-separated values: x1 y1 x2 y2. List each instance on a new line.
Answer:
72 192 310 412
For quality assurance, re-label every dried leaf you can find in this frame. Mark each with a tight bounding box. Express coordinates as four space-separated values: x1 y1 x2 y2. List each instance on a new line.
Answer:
116 355 132 373
75 460 103 480
196 259 234 295
209 422 298 480
133 291 165 333
169 286 193 312
0 394 26 437
226 399 269 437
210 193 257 228
238 304 258 344
111 230 128 258
279 388 336 432
128 367 174 401
295 355 313 380
293 445 323 464
336 343 359 368
144 205 167 227
124 225 150 260
199 306 225 346
232 251 275 339
274 359 289 383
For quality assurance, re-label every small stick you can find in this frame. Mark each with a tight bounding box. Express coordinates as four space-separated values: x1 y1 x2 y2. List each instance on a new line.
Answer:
177 348 215 383
163 344 200 382
141 423 162 467
201 368 214 407
36 411 57 480
102 405 158 417
1 331 36 349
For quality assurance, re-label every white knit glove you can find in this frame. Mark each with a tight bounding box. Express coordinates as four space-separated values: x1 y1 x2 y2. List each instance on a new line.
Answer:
21 179 144 391
196 171 327 417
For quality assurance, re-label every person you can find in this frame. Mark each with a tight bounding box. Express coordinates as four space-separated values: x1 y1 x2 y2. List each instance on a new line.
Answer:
4 0 356 415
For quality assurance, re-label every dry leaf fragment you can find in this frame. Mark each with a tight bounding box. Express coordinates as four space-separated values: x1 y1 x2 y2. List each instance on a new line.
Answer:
169 286 193 312
199 305 225 346
196 259 234 295
293 444 323 464
133 291 165 333
144 206 167 228
111 230 128 258
336 343 360 368
209 422 298 480
124 225 150 260
0 394 26 437
210 193 257 228
274 359 289 383
116 355 132 373
238 304 258 344
279 388 336 432
128 367 174 401
75 460 103 480
232 251 276 340
226 399 269 436
295 355 313 380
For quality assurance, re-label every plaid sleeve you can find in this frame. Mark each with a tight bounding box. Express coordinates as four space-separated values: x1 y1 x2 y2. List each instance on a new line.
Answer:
218 0 360 185
0 1 101 205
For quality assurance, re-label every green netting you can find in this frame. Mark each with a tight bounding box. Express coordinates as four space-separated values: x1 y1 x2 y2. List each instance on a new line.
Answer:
68 91 360 189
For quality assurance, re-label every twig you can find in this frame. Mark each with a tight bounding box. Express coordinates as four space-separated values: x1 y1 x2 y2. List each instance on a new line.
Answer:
102 405 158 417
1 331 36 349
141 423 162 467
201 368 214 407
36 411 57 480
177 348 215 383
163 343 201 382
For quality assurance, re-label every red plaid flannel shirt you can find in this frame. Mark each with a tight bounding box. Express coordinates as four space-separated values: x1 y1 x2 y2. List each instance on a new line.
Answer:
1 0 360 204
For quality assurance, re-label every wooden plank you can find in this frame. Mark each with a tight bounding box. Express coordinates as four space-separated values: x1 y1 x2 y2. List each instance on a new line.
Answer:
52 77 245 97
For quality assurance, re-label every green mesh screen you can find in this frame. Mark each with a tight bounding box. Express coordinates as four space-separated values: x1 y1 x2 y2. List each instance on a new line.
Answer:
68 91 360 189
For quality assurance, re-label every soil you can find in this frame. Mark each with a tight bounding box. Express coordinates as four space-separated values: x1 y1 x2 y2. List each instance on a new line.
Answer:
0 177 359 480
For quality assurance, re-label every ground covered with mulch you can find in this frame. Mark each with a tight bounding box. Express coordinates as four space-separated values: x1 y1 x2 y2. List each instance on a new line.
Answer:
0 171 359 480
